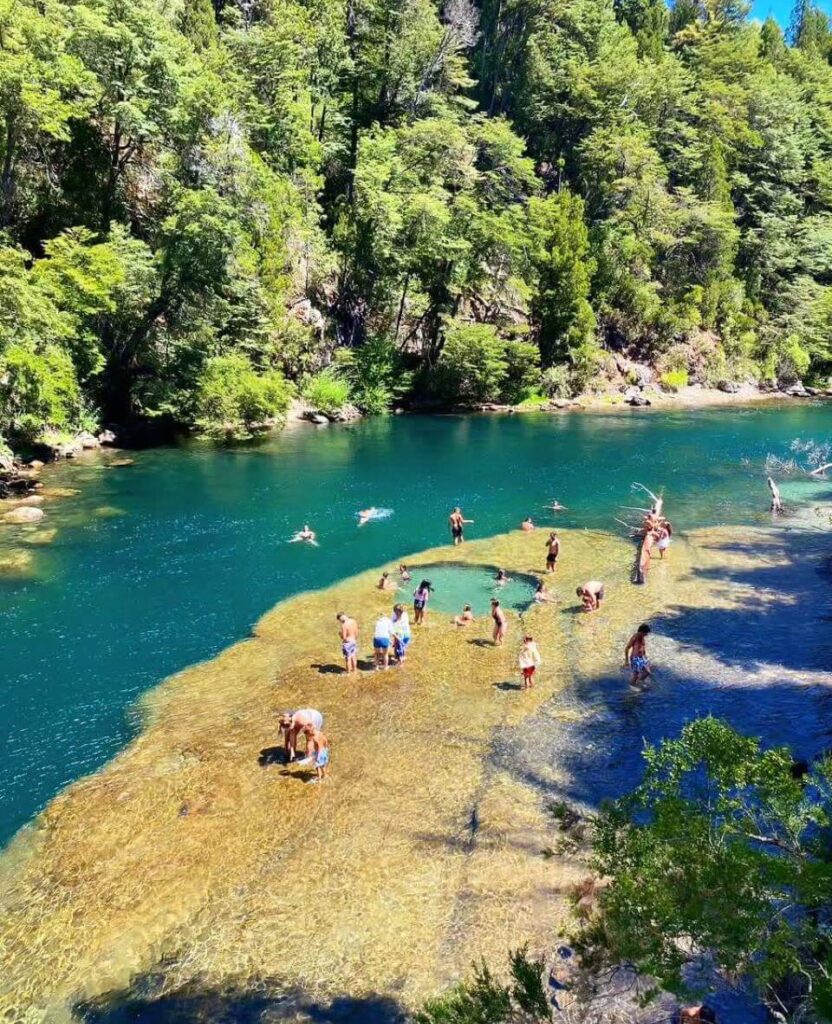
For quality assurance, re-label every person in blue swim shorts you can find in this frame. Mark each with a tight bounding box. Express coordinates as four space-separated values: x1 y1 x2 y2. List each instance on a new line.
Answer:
298 723 330 783
337 612 359 673
373 612 393 670
624 623 652 689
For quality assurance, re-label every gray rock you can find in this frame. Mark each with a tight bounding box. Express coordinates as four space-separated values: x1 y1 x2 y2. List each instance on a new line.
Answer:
3 506 45 524
627 394 652 407
305 412 330 425
98 429 117 445
28 459 45 470
77 431 101 449
717 380 740 393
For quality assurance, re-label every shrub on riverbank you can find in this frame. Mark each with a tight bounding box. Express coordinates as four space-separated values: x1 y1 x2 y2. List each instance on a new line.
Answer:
193 355 293 438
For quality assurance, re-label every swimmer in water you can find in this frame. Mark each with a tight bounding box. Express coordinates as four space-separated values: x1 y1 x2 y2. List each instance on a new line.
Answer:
377 571 397 591
297 723 330 782
576 580 604 612
358 507 378 526
533 580 554 603
337 612 358 673
624 624 652 688
495 568 509 585
453 604 474 626
521 516 535 532
278 708 324 761
543 499 567 512
290 524 317 545
399 563 411 582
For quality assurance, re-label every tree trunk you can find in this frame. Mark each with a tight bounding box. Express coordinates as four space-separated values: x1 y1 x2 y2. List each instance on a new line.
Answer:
1 118 17 228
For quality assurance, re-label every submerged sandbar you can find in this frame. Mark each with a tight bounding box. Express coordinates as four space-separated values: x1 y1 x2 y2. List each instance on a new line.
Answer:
1 522 830 1021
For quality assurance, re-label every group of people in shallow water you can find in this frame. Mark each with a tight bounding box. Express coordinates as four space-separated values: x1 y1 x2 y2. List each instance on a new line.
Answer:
281 499 663 780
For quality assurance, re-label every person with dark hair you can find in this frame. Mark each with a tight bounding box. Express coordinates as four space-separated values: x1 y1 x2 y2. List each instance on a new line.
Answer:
576 580 604 612
624 623 652 688
336 612 358 673
413 580 433 625
449 507 473 545
491 599 507 645
545 531 560 572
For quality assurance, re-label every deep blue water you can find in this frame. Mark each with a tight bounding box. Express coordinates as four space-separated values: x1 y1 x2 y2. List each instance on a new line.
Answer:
2 404 831 845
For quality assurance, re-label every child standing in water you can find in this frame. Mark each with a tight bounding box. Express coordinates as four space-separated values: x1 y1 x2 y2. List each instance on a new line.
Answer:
413 580 432 625
518 635 541 689
299 723 330 783
624 624 652 689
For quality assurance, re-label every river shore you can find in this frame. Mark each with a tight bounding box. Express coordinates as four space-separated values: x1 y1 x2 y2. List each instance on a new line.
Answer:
2 509 831 1022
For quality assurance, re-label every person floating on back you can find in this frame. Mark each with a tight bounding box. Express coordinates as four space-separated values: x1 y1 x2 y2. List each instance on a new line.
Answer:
624 624 652 689
545 531 560 573
577 580 604 612
337 612 359 673
290 524 317 545
358 507 378 526
278 708 324 761
297 723 329 783
491 599 507 645
413 579 432 625
449 506 473 545
518 635 541 689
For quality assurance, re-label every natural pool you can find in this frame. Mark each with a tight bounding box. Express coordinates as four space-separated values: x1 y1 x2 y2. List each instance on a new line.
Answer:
2 404 832 1022
2 403 832 846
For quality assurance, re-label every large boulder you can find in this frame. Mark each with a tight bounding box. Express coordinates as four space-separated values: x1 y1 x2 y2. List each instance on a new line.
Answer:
77 431 101 450
3 505 45 524
13 494 45 507
98 429 117 445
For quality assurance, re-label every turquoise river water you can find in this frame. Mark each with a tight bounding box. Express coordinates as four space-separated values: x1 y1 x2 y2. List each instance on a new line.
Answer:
2 404 832 846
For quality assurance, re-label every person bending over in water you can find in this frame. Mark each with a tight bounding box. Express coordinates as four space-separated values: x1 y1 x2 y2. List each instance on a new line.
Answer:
278 708 324 761
399 563 411 582
495 568 509 585
545 531 560 573
297 723 330 782
291 524 317 545
521 516 535 532
377 571 396 591
534 580 554 603
373 611 393 670
453 604 475 626
519 635 541 689
491 599 507 645
624 624 652 689
413 580 433 625
449 507 474 545
576 580 604 612
391 603 411 664
336 612 359 673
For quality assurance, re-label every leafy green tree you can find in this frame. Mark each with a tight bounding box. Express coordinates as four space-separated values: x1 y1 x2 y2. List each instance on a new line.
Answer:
585 717 832 1020
193 353 292 437
333 335 413 413
0 342 83 439
433 322 509 405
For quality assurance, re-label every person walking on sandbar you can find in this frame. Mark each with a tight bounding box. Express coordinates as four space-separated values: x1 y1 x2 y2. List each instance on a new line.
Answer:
491 599 507 645
337 612 359 673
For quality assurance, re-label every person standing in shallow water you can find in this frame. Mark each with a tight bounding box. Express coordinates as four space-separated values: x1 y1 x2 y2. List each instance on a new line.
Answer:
491 599 507 645
576 581 604 612
624 624 652 689
449 507 473 545
373 611 393 670
518 635 541 689
337 612 358 673
413 579 432 625
298 723 329 783
545 531 560 573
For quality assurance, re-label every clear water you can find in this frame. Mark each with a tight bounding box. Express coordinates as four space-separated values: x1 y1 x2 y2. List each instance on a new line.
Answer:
2 403 832 846
409 562 539 615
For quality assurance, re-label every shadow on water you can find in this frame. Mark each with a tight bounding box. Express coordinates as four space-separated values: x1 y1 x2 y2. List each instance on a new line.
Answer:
499 525 832 812
77 980 406 1024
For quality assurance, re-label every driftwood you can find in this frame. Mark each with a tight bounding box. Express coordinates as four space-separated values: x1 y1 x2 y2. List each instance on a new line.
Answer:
767 477 783 514
809 463 832 476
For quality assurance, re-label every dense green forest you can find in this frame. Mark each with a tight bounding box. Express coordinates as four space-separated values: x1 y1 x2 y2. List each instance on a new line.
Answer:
2 0 832 445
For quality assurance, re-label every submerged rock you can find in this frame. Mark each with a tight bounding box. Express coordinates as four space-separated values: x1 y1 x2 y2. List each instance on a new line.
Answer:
13 494 45 507
3 506 44 524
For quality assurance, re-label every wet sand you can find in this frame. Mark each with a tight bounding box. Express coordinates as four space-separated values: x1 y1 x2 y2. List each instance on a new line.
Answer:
1 520 831 1022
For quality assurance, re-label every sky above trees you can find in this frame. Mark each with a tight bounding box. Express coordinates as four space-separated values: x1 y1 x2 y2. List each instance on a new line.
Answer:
752 0 831 22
